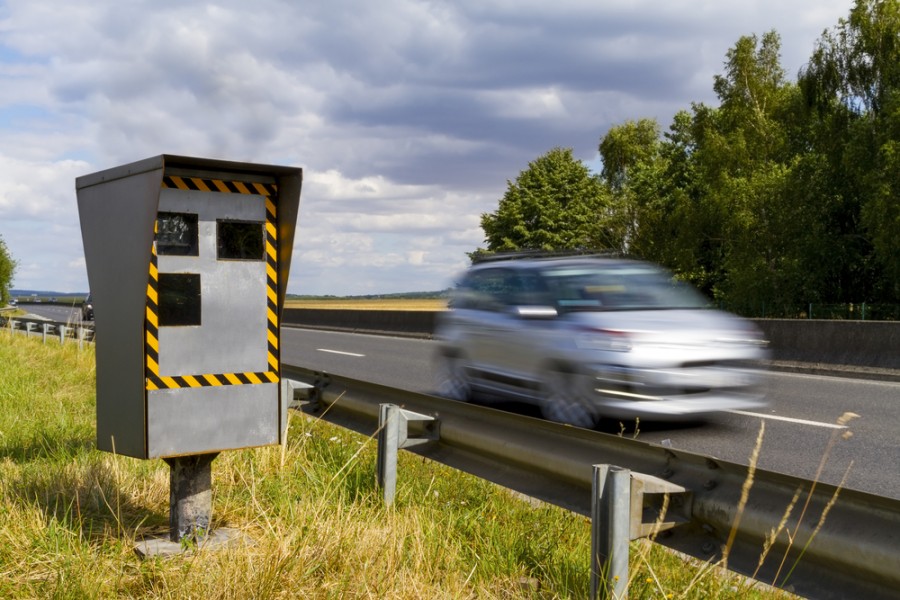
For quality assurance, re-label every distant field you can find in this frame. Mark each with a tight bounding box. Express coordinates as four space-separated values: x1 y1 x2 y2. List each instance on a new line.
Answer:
285 298 448 310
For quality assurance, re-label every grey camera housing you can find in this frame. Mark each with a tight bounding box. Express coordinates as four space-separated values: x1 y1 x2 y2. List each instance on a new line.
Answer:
77 155 302 459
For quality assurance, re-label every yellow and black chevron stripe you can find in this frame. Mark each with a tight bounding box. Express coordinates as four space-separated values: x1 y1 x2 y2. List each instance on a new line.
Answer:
162 175 277 198
146 370 280 391
144 175 280 391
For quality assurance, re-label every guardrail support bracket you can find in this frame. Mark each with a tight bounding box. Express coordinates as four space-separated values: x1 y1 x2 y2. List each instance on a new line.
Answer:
280 378 316 438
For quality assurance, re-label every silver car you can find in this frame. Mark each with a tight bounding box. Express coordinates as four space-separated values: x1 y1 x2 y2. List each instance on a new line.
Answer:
434 255 769 427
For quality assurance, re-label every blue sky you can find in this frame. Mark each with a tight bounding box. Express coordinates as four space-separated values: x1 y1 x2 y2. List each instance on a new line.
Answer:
0 0 852 295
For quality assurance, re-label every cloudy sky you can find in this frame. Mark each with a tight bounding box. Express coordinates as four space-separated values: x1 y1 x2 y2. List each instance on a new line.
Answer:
1 0 852 296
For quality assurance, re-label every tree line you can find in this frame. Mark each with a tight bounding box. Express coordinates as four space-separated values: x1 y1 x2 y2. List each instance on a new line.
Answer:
479 0 900 316
0 235 15 307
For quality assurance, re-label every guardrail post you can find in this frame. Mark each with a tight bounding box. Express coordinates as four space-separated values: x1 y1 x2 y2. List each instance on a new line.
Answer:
590 465 691 599
58 325 66 344
42 323 49 344
591 465 631 599
376 403 438 507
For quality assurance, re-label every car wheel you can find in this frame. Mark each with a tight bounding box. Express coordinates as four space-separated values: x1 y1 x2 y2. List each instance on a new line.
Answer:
540 369 598 428
435 353 473 402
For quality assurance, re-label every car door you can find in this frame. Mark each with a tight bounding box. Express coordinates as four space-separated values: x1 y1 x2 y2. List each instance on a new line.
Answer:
454 267 514 378
487 269 558 395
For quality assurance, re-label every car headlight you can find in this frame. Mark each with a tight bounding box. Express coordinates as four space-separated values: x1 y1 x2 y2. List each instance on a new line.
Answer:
575 327 633 352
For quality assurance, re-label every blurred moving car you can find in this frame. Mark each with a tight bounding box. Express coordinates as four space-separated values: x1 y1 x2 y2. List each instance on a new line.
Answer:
81 294 94 321
434 253 769 427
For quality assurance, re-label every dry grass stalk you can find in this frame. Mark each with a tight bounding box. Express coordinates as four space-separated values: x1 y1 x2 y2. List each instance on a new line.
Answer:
722 420 766 568
771 412 858 587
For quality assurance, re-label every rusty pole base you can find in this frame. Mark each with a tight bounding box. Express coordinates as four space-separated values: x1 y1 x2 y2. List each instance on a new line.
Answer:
134 453 247 559
165 453 217 543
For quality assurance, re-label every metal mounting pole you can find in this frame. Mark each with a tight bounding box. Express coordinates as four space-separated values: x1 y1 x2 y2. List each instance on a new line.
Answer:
377 403 438 506
135 452 245 558
164 453 218 542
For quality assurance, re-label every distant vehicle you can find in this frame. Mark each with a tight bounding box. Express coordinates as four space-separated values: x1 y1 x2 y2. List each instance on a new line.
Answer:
9 298 16 307
81 294 94 321
434 253 770 428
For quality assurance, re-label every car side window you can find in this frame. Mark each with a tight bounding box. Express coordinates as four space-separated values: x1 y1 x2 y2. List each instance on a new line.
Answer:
455 268 514 311
508 271 551 306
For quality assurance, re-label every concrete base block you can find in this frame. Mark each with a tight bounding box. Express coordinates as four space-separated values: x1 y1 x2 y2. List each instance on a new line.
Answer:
134 527 247 559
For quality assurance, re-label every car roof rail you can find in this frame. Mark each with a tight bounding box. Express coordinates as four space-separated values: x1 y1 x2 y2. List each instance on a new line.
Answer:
469 248 621 264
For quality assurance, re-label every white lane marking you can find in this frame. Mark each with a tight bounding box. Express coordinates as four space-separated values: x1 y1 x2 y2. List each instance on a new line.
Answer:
765 370 900 387
727 410 847 429
316 348 365 357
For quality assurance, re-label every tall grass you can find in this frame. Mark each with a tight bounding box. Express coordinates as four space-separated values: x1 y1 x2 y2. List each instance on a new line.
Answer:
0 330 796 598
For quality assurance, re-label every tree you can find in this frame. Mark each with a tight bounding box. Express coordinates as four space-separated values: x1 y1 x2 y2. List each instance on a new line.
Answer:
799 0 900 298
801 0 900 116
596 33 804 305
486 2 900 310
598 118 661 192
0 235 16 306
479 147 618 253
597 119 665 257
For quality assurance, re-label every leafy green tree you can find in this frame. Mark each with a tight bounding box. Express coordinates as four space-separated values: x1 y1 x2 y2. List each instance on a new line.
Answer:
488 1 900 312
801 0 900 116
0 235 16 306
799 0 900 299
598 32 809 307
597 119 665 257
699 32 802 307
479 147 618 253
599 118 661 192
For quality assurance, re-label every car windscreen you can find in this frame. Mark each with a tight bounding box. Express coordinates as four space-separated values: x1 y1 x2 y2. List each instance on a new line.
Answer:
541 265 710 311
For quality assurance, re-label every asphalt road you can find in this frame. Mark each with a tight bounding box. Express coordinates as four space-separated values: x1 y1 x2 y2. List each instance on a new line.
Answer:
15 302 85 323
17 303 898 500
281 327 900 501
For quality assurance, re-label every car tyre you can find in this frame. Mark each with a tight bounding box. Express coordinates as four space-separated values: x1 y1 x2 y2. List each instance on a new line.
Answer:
435 353 473 402
540 369 598 428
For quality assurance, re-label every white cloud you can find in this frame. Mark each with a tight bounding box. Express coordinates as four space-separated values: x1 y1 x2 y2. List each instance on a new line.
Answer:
0 0 854 294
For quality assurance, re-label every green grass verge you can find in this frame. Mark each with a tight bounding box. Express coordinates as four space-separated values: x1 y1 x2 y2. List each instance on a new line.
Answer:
0 331 794 598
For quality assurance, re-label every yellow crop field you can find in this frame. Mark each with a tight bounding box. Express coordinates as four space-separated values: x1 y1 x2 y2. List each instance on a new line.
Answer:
285 297 448 311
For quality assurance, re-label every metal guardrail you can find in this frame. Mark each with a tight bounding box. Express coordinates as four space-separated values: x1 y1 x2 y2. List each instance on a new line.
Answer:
1 316 94 344
282 364 899 600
